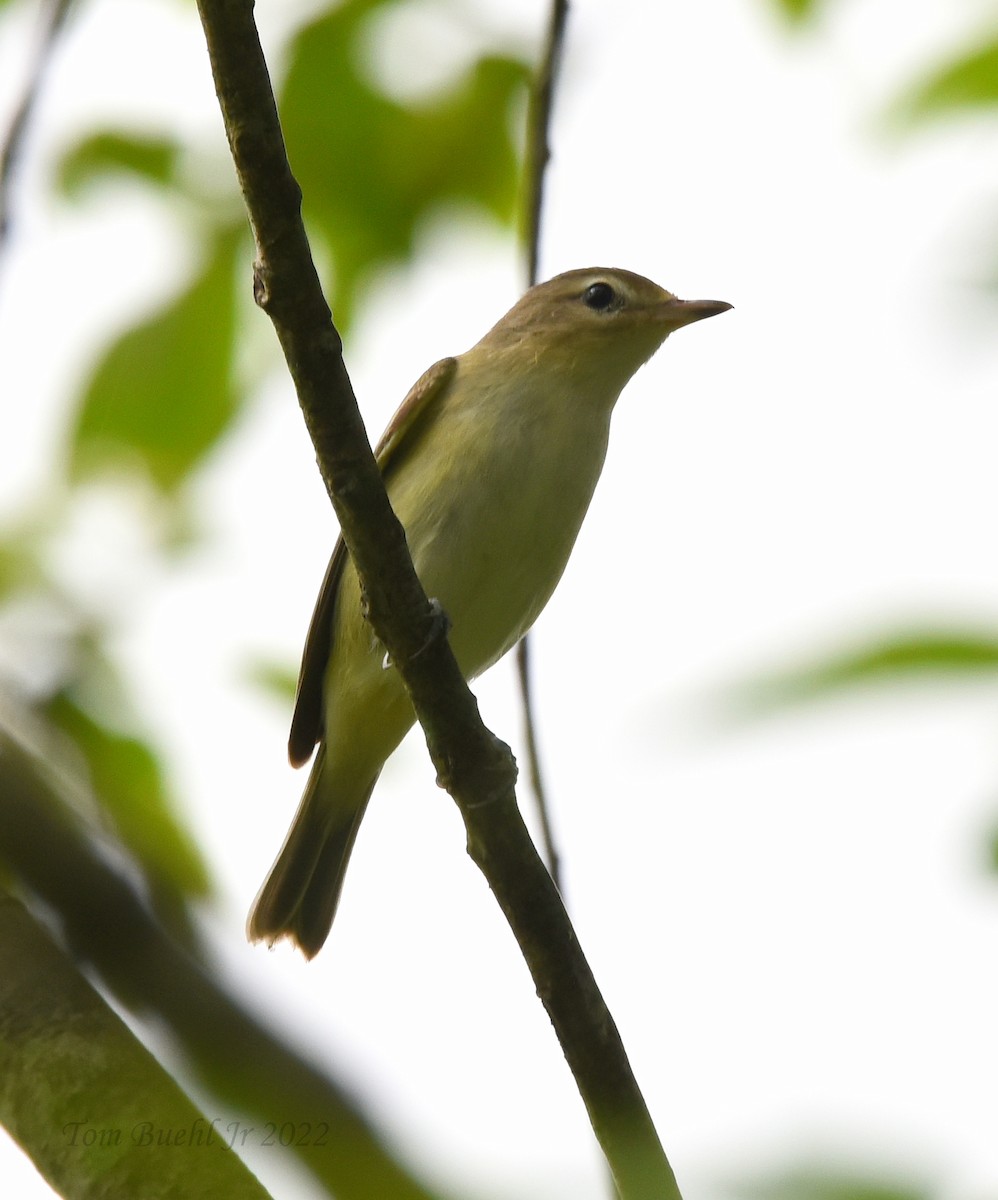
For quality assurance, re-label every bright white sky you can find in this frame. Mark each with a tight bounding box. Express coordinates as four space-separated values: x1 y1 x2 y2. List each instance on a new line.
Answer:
3 0 998 1198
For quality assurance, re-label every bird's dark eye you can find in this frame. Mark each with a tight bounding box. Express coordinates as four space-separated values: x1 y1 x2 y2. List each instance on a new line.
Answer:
582 281 616 311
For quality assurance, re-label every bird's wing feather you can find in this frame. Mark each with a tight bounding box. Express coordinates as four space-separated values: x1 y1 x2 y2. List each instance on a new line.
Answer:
373 356 458 470
287 356 459 767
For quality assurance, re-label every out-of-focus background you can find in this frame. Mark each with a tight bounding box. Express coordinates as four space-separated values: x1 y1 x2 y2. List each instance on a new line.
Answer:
2 0 998 1197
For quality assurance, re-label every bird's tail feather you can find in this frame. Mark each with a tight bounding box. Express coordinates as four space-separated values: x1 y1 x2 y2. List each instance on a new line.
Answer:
247 747 378 958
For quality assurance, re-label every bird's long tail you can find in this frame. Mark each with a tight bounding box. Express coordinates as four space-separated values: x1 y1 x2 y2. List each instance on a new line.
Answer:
247 746 378 958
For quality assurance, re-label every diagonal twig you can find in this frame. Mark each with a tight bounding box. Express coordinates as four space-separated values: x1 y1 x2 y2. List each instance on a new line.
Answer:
516 0 571 894
521 0 570 287
0 0 75 269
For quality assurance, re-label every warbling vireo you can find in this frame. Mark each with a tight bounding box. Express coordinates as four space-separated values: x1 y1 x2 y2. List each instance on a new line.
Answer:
249 267 731 957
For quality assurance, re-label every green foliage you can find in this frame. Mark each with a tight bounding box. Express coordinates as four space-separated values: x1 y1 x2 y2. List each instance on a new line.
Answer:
0 518 211 928
69 227 242 492
45 689 212 902
770 0 822 24
723 628 998 880
58 131 182 196
247 659 299 706
736 1165 933 1200
0 523 45 598
726 629 998 713
18 0 528 958
56 0 529 497
1 0 531 1003
897 36 998 122
281 0 529 330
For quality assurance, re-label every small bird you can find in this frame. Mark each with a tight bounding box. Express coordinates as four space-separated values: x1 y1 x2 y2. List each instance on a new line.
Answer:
249 267 731 957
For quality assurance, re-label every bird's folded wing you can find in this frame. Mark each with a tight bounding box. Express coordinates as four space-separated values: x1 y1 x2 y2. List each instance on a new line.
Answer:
287 356 459 767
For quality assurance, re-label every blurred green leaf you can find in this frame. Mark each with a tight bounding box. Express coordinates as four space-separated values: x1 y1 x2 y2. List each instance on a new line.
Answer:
988 822 998 874
0 527 44 600
770 0 821 24
57 131 182 197
69 225 243 491
895 37 998 123
46 690 211 901
246 658 298 706
281 0 529 329
725 629 998 714
736 1165 931 1200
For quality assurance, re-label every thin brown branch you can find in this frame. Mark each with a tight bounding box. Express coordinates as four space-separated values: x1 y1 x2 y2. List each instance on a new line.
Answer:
0 0 75 265
516 0 571 892
514 635 563 889
521 0 570 287
194 2 681 1195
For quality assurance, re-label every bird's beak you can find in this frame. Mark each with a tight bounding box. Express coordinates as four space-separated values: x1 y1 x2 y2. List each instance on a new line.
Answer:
658 297 733 331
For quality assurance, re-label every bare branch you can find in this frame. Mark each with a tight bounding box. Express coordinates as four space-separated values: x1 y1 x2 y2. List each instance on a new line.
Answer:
0 0 75 266
516 0 572 892
514 635 563 888
521 0 570 287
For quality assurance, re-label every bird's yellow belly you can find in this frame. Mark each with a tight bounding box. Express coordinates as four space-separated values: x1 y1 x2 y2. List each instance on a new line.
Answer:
324 388 611 775
400 406 610 678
